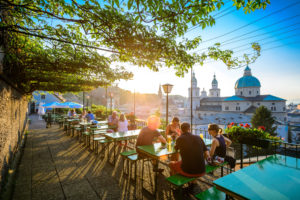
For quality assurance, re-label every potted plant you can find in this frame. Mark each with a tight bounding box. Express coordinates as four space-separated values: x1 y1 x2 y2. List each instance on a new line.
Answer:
225 123 282 148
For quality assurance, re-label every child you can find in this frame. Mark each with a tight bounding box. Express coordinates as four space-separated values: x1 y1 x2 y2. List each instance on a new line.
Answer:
208 124 232 165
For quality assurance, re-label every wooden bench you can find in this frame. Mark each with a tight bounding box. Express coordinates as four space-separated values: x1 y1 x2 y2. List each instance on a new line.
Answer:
195 186 226 200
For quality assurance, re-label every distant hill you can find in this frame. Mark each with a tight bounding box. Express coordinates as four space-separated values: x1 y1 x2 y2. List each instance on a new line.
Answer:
62 87 187 107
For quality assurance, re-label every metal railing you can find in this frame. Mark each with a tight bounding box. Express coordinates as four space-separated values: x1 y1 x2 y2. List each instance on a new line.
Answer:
193 128 300 169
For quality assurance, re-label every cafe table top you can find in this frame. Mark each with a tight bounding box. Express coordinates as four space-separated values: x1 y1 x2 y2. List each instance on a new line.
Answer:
213 154 300 200
137 138 213 159
103 129 141 140
79 122 92 126
137 142 176 158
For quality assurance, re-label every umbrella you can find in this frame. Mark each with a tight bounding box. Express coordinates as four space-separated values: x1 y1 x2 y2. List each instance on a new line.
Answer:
42 102 68 116
42 102 67 108
61 102 83 108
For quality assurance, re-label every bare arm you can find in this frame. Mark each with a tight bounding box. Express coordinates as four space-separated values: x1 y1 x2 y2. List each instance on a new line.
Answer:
204 150 210 159
209 139 218 158
158 135 167 144
224 136 232 147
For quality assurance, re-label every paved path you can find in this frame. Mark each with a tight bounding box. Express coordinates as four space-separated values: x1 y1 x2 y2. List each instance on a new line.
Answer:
13 115 212 200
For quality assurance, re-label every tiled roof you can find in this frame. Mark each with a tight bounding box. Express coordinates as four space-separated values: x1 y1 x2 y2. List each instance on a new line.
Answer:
201 97 227 102
224 95 285 102
224 96 245 101
196 105 222 111
244 106 257 113
263 95 285 101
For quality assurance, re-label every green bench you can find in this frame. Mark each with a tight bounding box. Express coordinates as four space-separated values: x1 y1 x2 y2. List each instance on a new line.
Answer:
96 139 113 156
120 150 137 175
195 186 226 200
166 162 228 192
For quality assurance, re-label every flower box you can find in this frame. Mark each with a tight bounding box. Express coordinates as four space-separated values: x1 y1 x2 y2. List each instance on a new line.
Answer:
238 137 270 148
225 123 282 148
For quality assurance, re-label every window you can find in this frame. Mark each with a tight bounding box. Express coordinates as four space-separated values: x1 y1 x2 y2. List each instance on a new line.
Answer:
257 91 258 94
283 107 286 111
237 103 239 105
284 117 287 121
257 103 260 105
225 106 229 111
41 94 46 100
236 106 240 111
249 91 251 95
271 106 276 111
272 103 275 105
240 91 243 95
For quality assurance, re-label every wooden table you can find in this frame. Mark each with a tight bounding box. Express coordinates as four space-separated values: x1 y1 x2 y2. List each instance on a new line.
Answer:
213 154 300 200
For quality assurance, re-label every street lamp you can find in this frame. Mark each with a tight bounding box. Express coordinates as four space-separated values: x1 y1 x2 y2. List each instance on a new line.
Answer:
162 83 173 128
109 92 113 114
86 95 90 111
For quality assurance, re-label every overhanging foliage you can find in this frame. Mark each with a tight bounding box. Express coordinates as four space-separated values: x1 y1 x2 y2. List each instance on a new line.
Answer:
0 0 270 93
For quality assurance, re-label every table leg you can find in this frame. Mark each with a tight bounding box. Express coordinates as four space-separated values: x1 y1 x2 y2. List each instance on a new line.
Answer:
154 160 158 198
113 140 116 165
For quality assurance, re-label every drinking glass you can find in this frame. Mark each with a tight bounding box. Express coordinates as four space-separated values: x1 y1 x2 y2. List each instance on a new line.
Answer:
200 133 204 140
167 135 172 144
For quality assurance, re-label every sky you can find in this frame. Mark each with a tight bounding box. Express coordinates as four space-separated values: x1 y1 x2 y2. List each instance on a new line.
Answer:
115 0 300 103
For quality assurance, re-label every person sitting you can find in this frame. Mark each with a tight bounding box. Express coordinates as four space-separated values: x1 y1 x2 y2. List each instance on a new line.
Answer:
118 113 128 132
208 124 232 165
136 115 166 172
169 122 210 177
166 117 181 140
108 111 119 132
68 109 76 117
80 109 87 119
136 115 166 147
85 111 95 122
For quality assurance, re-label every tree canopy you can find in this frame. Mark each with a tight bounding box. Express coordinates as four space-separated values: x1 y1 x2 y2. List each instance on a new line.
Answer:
0 0 270 93
251 105 276 135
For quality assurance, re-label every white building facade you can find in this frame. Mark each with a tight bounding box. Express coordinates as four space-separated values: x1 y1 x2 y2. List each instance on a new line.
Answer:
187 66 287 123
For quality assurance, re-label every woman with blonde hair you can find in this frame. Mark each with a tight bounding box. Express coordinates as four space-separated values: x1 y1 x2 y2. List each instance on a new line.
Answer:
118 113 128 132
208 124 232 163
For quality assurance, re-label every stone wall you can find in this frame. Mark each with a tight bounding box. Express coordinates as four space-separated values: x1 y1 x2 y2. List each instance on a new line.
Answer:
0 77 28 191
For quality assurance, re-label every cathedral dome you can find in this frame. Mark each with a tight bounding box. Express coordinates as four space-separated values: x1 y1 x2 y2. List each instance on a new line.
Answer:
212 74 218 85
234 66 261 89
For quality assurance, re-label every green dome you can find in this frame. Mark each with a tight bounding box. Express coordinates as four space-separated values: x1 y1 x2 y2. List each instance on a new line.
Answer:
235 66 261 89
212 74 218 85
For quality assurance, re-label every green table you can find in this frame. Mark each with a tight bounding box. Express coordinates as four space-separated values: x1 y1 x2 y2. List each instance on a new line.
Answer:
137 142 177 159
214 154 300 200
137 138 212 197
103 129 141 165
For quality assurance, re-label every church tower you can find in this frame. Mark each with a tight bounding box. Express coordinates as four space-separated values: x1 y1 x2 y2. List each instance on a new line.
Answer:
188 72 200 98
158 84 162 99
188 71 200 110
209 73 221 97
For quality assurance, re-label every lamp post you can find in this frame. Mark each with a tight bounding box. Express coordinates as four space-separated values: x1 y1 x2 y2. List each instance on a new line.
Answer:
83 91 85 110
86 95 90 111
162 83 173 128
133 89 136 116
105 86 108 119
191 67 193 132
109 92 113 114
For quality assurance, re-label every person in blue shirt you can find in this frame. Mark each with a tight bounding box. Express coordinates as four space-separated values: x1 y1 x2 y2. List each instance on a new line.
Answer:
85 111 95 122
